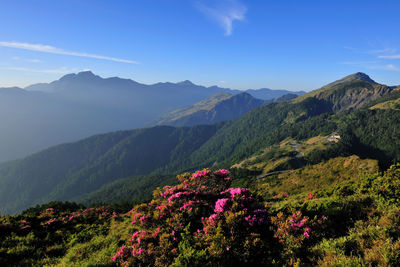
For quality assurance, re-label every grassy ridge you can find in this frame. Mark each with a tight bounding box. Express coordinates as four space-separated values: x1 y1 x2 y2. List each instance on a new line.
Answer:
2 161 400 266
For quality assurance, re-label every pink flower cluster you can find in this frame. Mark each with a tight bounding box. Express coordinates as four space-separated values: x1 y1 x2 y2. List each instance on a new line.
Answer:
213 169 230 176
214 198 230 213
36 206 118 228
191 169 212 179
113 229 163 263
273 211 326 245
207 187 268 228
244 209 268 226
159 185 180 198
20 219 31 229
111 245 129 262
222 188 250 199
167 191 192 202
45 218 57 225
131 212 149 225
180 200 199 212
304 192 317 201
113 169 267 265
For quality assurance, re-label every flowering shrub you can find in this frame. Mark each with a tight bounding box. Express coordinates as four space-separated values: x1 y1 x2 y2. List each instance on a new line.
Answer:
273 192 289 200
35 206 118 229
0 202 119 266
304 192 317 201
271 211 326 261
112 169 280 266
372 163 400 205
5 164 400 266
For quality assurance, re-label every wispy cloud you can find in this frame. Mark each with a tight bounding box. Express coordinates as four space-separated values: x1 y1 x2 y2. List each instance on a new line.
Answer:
0 41 138 64
196 0 247 36
341 60 399 71
343 44 399 71
369 48 397 54
367 64 399 71
7 66 79 74
343 46 357 51
379 54 400 60
12 56 42 63
342 60 379 65
344 46 397 55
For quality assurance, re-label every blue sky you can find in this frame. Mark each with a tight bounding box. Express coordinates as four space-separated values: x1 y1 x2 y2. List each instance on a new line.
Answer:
0 0 399 91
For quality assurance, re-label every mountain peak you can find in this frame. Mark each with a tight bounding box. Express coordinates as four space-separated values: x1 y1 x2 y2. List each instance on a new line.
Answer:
345 72 375 83
77 70 96 77
58 71 101 83
178 80 194 86
320 72 376 91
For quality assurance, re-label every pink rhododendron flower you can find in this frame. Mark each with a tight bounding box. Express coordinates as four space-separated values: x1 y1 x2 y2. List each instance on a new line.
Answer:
208 213 219 225
305 192 317 201
214 198 230 213
213 169 230 176
191 169 211 179
222 188 250 199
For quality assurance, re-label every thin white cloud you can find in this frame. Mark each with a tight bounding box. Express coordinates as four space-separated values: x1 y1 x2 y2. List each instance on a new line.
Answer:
368 64 399 71
379 54 400 59
196 0 247 36
7 66 79 74
344 46 397 55
343 46 357 51
369 48 396 54
341 60 399 71
12 56 42 63
0 41 138 64
342 60 379 65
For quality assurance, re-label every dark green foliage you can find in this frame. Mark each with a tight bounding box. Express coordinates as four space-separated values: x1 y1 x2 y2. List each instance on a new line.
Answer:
336 109 400 168
22 201 85 216
0 203 118 266
230 167 261 188
372 163 400 206
80 174 178 205
0 125 220 214
0 131 133 213
187 97 333 169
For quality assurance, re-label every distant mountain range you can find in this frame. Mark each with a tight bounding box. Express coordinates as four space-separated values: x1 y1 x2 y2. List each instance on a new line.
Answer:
154 92 299 127
2 72 400 214
25 73 305 100
0 71 303 162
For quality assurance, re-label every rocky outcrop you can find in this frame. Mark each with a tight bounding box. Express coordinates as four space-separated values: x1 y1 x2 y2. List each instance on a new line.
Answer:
315 81 393 112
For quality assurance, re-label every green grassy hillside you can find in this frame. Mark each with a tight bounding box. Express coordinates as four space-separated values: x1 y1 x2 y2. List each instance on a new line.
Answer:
2 163 400 266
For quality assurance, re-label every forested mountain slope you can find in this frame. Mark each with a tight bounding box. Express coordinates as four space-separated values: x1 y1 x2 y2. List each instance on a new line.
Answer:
0 125 221 214
1 73 399 214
